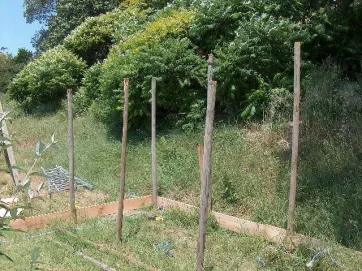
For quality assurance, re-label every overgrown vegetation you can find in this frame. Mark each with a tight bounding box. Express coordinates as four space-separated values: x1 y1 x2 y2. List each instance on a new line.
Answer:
9 0 362 124
298 62 362 249
2 1 362 268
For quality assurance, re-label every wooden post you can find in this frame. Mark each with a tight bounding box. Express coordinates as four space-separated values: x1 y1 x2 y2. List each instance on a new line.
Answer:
117 78 129 242
287 42 301 236
67 89 76 223
207 54 214 83
206 54 214 212
196 80 217 271
197 144 204 185
151 78 158 208
0 100 19 186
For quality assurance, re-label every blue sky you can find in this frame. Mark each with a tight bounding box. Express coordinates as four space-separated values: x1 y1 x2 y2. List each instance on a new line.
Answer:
0 1 42 55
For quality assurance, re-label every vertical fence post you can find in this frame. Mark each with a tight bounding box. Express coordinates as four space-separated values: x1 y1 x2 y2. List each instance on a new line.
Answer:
67 89 76 223
117 78 129 242
206 54 214 212
151 78 158 208
287 42 301 236
196 80 217 271
197 144 204 185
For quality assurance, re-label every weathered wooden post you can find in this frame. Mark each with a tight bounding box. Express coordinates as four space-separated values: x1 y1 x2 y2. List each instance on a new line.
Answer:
206 54 214 212
67 89 76 223
151 77 158 208
196 80 217 271
287 42 301 236
117 78 129 242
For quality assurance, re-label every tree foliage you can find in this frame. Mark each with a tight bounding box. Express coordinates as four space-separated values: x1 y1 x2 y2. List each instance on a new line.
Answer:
27 0 121 53
8 46 86 110
83 8 204 124
0 48 33 93
14 0 362 123
64 7 147 65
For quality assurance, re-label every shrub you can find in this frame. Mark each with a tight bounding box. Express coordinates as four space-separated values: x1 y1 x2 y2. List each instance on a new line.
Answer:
187 0 259 53
97 36 206 125
215 14 299 118
64 7 147 65
8 46 86 111
87 8 205 125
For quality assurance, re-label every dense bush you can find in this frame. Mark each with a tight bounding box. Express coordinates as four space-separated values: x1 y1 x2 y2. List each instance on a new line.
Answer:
186 0 261 53
83 8 204 125
215 14 300 118
8 46 86 110
11 0 362 124
64 7 148 65
93 36 205 125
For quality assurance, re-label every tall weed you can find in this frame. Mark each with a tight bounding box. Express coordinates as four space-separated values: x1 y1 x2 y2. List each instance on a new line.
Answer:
298 62 362 249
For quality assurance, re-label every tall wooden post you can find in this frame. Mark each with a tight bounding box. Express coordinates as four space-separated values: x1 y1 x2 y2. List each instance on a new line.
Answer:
67 89 76 223
196 80 217 271
151 78 158 208
117 78 130 242
206 54 214 212
287 42 301 236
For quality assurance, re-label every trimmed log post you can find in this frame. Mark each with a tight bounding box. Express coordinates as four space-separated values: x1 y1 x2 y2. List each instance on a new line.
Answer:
287 42 301 236
67 89 76 223
117 78 130 242
196 80 217 271
151 78 158 208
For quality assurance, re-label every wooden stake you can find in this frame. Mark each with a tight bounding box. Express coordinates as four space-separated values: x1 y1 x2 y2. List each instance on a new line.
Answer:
197 144 204 185
196 80 217 271
151 78 158 208
117 78 129 242
0 100 19 186
67 89 76 223
287 42 301 236
206 54 214 212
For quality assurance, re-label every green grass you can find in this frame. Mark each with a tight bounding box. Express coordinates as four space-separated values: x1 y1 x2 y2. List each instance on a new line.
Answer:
2 209 361 271
0 97 361 271
5 108 291 227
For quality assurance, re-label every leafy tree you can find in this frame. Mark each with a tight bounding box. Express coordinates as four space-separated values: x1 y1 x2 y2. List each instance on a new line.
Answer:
270 0 362 75
12 48 33 64
85 9 205 125
23 0 56 24
8 46 86 110
0 48 33 93
27 0 121 53
214 13 301 118
64 7 147 65
187 0 260 53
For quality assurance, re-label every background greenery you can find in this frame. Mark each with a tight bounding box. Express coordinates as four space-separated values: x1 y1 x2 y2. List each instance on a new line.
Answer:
1 1 361 265
6 0 362 125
